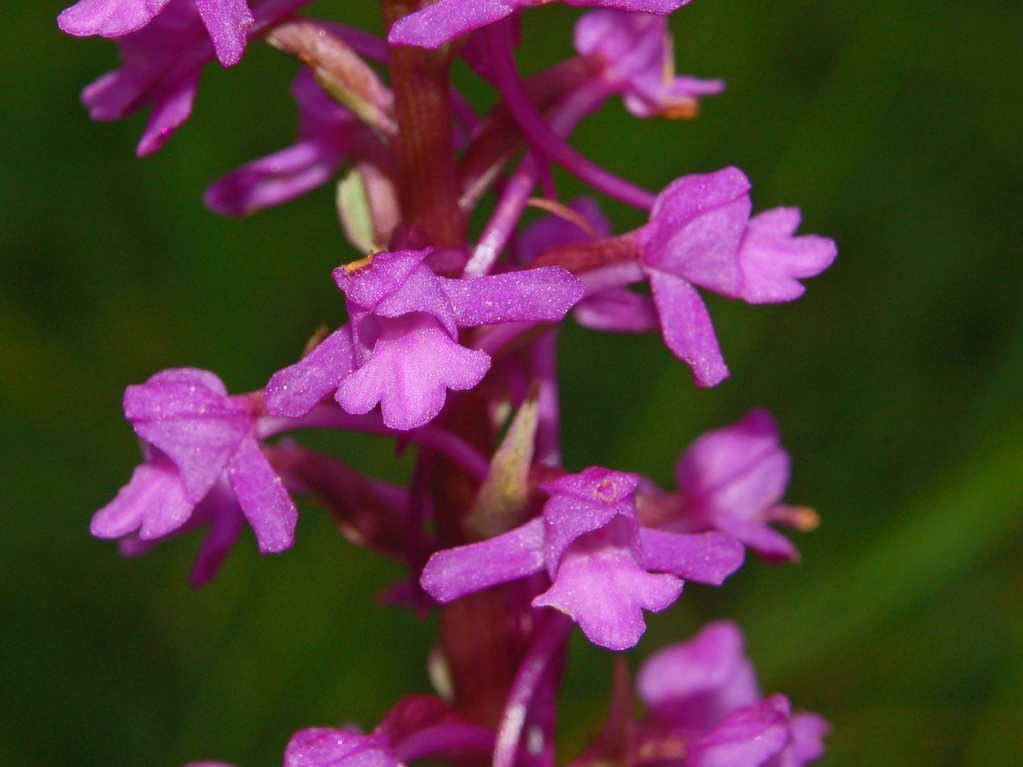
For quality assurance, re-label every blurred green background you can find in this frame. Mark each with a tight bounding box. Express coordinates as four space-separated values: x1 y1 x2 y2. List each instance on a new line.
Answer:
2 1 1022 765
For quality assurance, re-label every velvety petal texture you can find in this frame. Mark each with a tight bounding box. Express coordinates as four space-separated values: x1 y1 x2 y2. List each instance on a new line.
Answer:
640 168 835 386
737 208 837 304
533 516 682 650
421 467 742 650
58 0 173 39
91 367 298 582
285 729 399 767
265 248 581 431
264 325 356 418
643 168 751 297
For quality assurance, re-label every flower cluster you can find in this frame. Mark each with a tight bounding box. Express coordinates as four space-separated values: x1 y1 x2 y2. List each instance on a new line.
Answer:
61 0 835 765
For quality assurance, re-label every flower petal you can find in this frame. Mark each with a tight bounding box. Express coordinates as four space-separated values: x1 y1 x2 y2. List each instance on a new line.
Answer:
648 269 728 387
533 539 681 651
228 435 298 553
685 695 791 767
440 266 583 326
420 518 546 603
285 728 398 767
264 325 356 418
90 456 193 539
737 208 837 304
638 529 745 585
194 0 252 66
387 0 515 49
336 322 490 430
58 0 172 38
643 168 751 296
124 369 249 502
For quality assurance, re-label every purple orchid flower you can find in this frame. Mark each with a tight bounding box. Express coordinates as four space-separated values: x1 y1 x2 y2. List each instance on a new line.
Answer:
639 167 837 386
205 69 358 215
388 0 692 50
421 467 744 651
266 248 583 431
59 0 254 67
574 10 724 119
636 621 829 766
90 368 298 585
639 409 812 562
73 0 311 155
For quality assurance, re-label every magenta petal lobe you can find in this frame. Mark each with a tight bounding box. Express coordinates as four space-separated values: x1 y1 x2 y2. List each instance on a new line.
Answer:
228 435 298 553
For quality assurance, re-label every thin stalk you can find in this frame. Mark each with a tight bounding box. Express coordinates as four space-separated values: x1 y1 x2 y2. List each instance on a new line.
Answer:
382 0 466 246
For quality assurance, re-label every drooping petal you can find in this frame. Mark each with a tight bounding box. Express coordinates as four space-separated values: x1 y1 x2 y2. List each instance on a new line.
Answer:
264 325 356 418
227 435 298 553
90 456 192 539
647 269 728 387
136 70 201 155
533 535 681 651
420 518 546 603
194 0 252 66
188 492 246 586
336 321 490 430
638 529 744 585
204 69 354 214
737 207 837 304
204 140 340 214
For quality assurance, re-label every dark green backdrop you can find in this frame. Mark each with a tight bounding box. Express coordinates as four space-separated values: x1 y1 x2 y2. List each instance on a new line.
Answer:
3 1 1022 765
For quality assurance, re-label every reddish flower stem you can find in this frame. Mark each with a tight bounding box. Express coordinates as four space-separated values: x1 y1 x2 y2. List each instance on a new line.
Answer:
381 0 540 729
382 0 466 247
